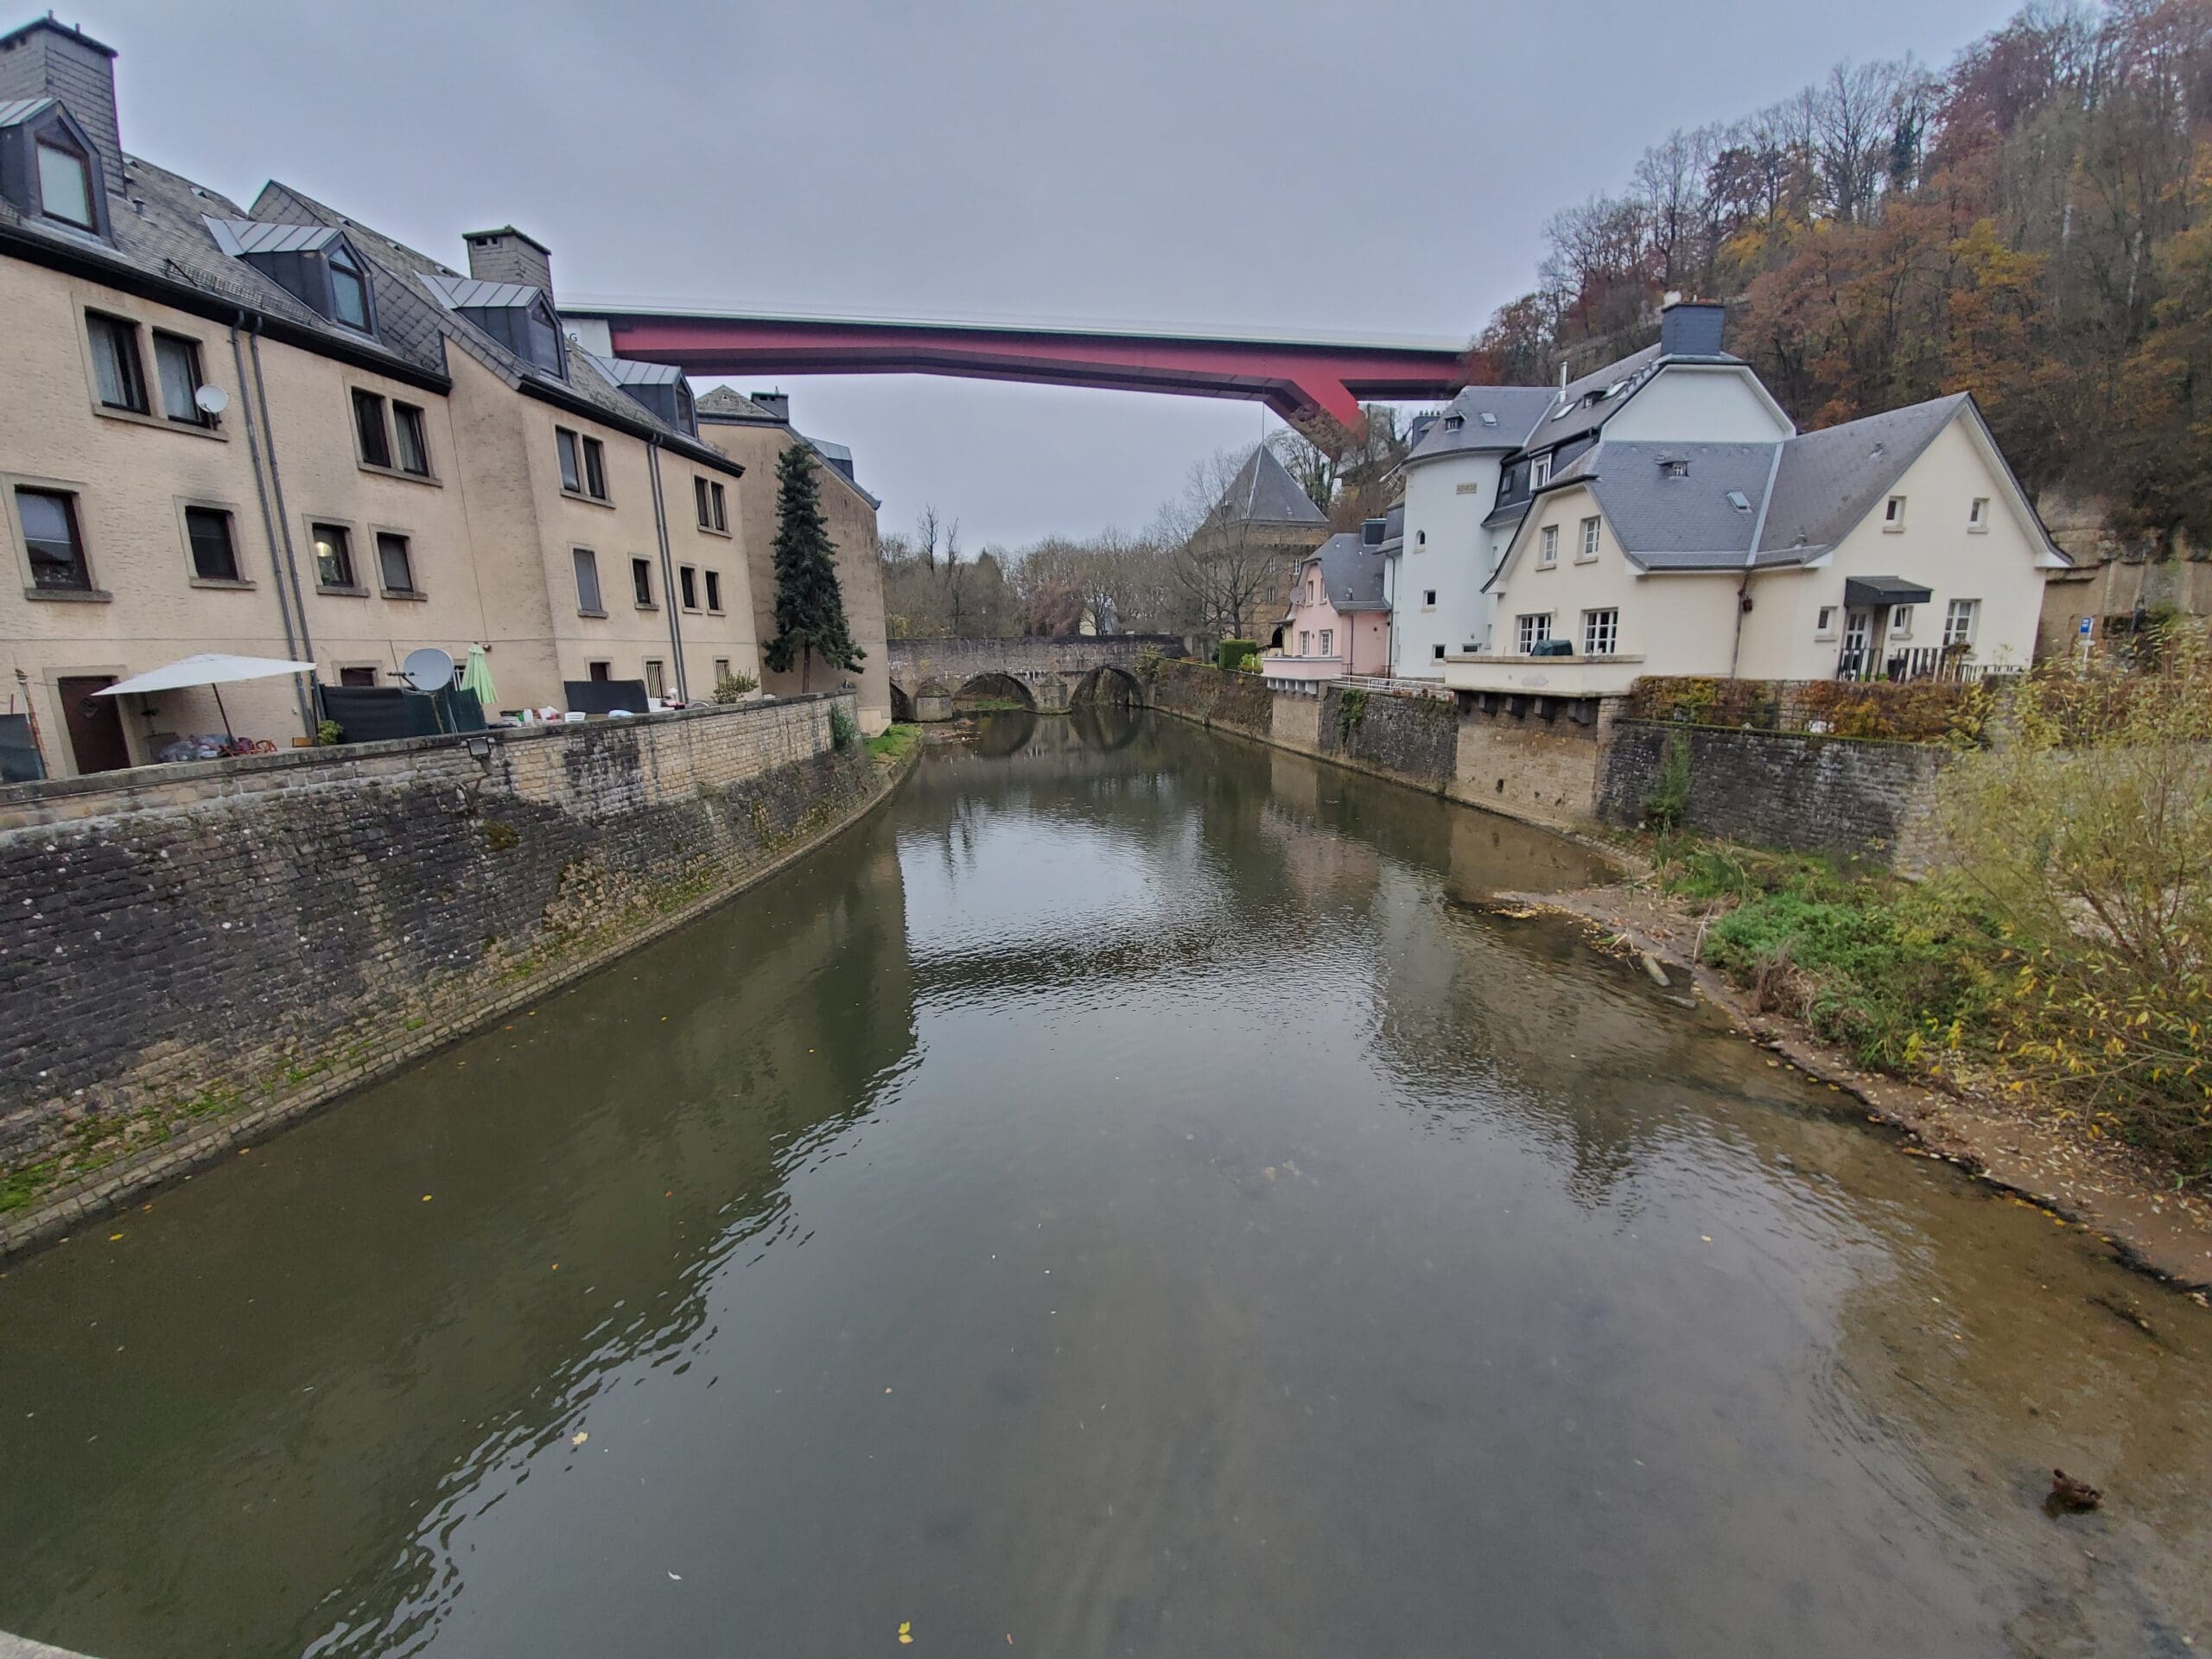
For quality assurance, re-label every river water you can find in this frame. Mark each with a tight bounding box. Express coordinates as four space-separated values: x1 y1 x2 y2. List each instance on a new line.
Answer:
1 709 2207 1657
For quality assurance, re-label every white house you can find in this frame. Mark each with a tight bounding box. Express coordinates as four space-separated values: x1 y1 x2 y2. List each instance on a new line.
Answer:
1445 392 2069 699
1386 299 1793 679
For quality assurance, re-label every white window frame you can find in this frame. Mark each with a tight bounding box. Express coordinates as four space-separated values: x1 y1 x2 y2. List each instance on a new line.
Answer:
1943 598 1980 648
1538 525 1558 569
1815 605 1838 640
1421 588 1437 610
1531 454 1553 488
1581 607 1618 656
1516 612 1552 653
1890 604 1913 639
1967 497 1989 532
1432 643 1446 660
571 546 604 616
1578 516 1601 563
1883 495 1906 531
1318 627 1334 658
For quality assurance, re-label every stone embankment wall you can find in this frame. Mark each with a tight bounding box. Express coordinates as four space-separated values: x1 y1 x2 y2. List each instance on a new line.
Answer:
1597 720 1954 868
1 694 896 1249
1148 659 1952 858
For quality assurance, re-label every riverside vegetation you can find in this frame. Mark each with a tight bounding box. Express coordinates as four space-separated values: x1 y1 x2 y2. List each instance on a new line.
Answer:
1647 626 2212 1188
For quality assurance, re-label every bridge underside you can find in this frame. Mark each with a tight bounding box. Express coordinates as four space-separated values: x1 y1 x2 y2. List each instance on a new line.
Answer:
574 310 1469 429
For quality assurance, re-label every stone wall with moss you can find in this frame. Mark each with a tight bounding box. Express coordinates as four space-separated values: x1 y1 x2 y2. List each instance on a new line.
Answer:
1146 658 1274 736
0 694 889 1248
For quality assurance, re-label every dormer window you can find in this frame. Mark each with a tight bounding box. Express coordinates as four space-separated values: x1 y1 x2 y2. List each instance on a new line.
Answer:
35 137 93 229
1662 459 1688 478
1531 454 1553 488
328 244 370 331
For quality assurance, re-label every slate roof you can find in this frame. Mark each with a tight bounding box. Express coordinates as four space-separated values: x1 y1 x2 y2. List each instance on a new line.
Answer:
1211 444 1329 528
695 385 785 422
0 149 443 383
0 96 56 126
1484 393 2065 587
249 179 741 476
1297 531 1389 613
1757 394 1967 561
1403 384 1560 466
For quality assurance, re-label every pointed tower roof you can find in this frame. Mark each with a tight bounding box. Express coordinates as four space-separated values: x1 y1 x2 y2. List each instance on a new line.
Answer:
1211 445 1329 529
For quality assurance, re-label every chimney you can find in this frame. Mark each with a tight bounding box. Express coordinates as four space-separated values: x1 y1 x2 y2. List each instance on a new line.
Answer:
1361 517 1388 548
749 391 790 423
0 17 123 193
1659 296 1726 359
462 226 553 296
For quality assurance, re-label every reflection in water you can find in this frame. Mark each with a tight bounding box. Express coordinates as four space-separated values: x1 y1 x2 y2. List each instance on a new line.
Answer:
0 712 2205 1658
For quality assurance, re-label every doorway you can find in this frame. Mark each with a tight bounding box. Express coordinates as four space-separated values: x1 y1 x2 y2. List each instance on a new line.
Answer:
1841 610 1872 678
57 675 130 775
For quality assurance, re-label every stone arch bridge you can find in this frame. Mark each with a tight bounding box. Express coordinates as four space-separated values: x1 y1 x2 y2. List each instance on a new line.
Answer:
886 635 1181 721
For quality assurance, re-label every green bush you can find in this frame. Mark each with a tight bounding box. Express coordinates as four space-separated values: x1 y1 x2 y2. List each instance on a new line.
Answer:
1216 639 1258 671
829 704 859 748
711 668 760 703
1643 730 1693 829
1336 685 1368 746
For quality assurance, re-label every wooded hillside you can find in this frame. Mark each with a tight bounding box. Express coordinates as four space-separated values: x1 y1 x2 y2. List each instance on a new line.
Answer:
1471 0 2212 541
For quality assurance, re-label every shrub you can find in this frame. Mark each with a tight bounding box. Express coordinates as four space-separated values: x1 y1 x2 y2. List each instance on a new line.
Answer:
315 719 342 747
1643 730 1693 830
829 704 859 748
1216 639 1258 671
711 669 760 704
1936 626 2212 1174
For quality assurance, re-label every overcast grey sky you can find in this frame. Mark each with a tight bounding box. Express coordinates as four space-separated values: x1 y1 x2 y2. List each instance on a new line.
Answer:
88 0 2018 549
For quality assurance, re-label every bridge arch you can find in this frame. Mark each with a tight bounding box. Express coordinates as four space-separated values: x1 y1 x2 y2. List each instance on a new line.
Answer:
955 671 1037 713
1071 664 1143 707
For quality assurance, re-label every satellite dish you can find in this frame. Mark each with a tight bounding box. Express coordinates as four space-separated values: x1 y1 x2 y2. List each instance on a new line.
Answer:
194 384 229 416
401 646 455 692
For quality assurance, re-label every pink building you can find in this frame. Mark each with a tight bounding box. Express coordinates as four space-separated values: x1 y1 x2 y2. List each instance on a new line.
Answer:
1267 532 1392 680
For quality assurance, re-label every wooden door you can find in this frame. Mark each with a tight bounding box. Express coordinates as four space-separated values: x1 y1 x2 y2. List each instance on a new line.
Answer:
58 676 130 775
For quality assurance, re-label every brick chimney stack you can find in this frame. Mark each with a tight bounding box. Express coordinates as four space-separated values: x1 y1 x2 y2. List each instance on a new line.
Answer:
463 226 554 296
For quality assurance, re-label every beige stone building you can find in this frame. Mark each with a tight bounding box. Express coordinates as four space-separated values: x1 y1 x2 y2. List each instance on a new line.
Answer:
696 388 893 732
0 16 882 779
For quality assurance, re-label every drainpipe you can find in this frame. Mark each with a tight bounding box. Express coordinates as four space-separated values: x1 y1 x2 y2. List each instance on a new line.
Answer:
1728 444 1787 679
230 318 315 734
645 438 688 702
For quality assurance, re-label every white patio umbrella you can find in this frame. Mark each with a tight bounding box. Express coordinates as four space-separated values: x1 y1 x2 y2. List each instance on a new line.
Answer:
94 652 315 737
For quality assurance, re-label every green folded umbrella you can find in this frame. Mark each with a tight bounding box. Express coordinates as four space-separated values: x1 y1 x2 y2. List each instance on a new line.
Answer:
460 642 498 714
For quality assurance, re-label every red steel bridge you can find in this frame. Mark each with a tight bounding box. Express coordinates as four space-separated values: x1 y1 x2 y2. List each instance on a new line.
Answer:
563 303 1471 429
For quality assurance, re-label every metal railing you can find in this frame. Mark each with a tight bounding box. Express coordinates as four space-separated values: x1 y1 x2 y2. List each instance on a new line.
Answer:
1337 674 1455 702
1836 644 1990 683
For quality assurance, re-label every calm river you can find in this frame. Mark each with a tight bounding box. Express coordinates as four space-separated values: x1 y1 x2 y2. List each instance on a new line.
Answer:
2 709 2207 1657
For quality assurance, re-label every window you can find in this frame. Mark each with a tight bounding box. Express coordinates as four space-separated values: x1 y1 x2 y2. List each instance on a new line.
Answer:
1943 598 1980 647
705 569 723 613
1968 497 1990 531
1663 459 1688 478
1579 516 1601 562
375 531 416 594
582 436 608 501
183 506 240 582
338 665 378 688
1538 525 1558 568
353 390 391 468
643 658 667 699
311 523 356 588
556 427 582 493
87 314 147 413
1890 604 1914 639
693 477 728 531
1298 630 1311 656
1582 607 1618 656
631 556 653 607
1432 643 1446 661
327 245 370 331
1422 588 1437 608
17 487 90 590
1531 454 1553 488
1319 628 1334 658
679 565 699 610
1815 605 1838 639
714 657 732 683
1883 495 1906 530
391 403 431 476
153 334 210 426
1516 612 1552 653
588 660 612 683
1416 531 1426 546
36 139 93 230
572 547 603 614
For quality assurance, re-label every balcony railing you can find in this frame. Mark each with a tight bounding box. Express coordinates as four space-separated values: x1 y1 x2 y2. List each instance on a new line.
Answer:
1837 644 1991 683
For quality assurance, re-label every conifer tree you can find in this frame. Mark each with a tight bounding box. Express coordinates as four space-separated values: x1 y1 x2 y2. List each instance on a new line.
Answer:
763 442 864 691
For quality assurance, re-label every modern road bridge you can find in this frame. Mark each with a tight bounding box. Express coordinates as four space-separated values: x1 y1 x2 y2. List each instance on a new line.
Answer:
563 304 1470 429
